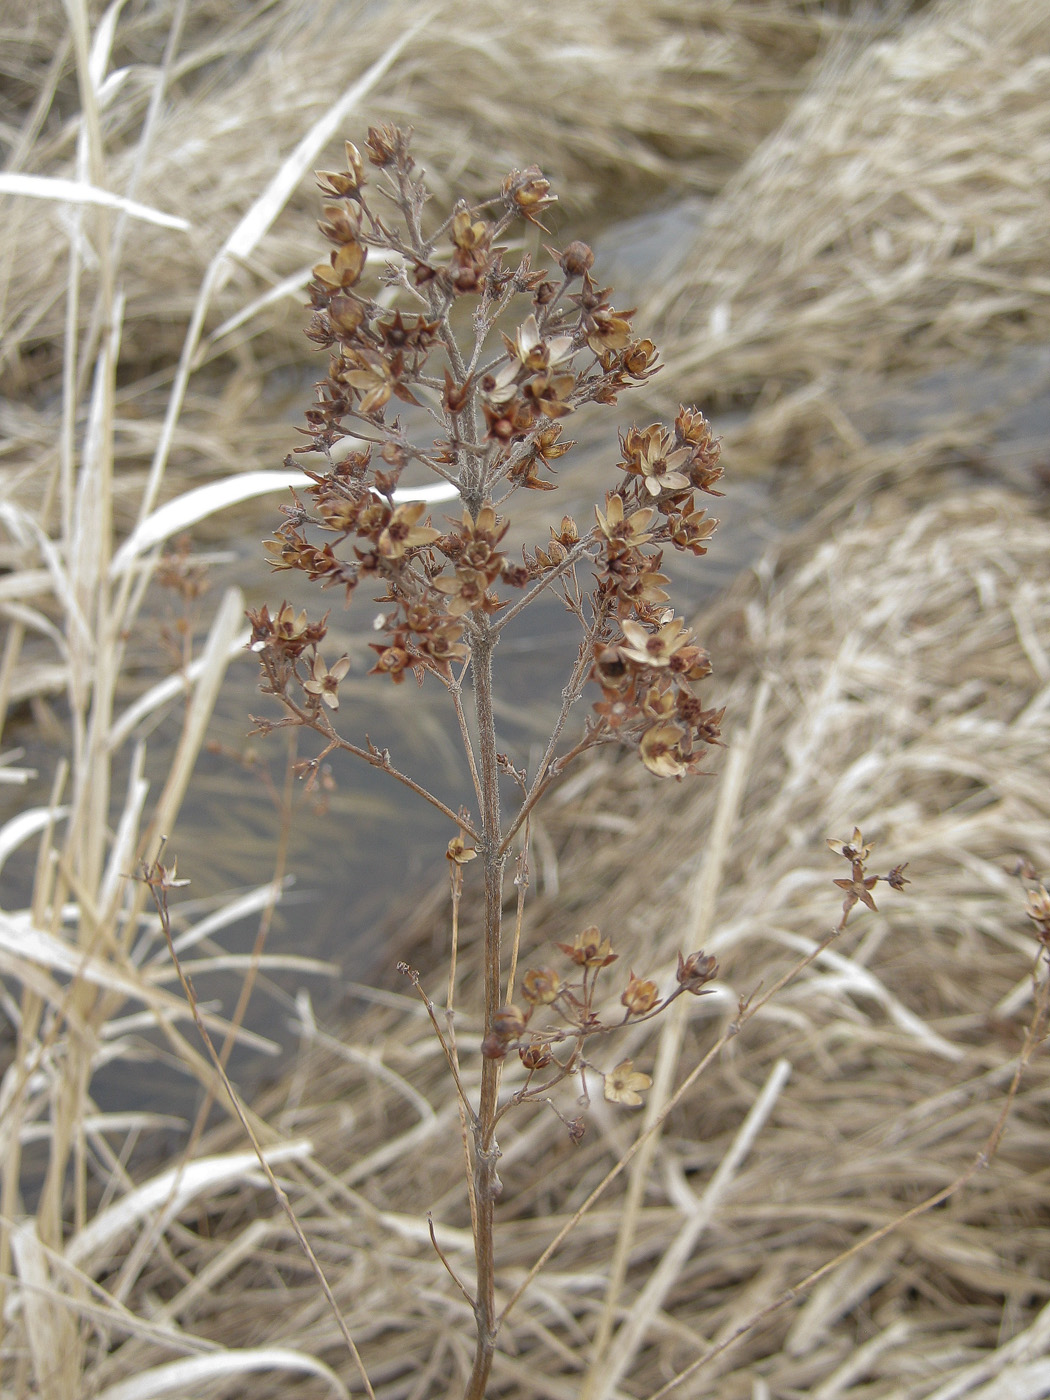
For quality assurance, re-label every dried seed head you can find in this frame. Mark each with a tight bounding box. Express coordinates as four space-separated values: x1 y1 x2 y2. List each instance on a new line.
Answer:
676 950 719 994
1025 885 1050 944
621 971 659 1016
365 123 400 166
503 165 557 225
556 927 617 968
559 240 594 278
519 1043 553 1071
492 1004 527 1038
522 967 561 1005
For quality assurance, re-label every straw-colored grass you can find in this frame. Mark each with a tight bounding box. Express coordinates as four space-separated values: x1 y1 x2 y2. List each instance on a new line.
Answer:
649 0 1050 411
1 0 835 402
2 0 1050 1396
74 479 1050 1400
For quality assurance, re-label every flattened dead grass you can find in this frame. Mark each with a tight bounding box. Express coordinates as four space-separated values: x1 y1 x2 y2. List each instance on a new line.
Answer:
650 0 1050 410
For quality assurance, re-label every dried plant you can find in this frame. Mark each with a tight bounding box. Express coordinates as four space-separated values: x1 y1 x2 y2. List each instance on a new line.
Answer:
247 128 920 1397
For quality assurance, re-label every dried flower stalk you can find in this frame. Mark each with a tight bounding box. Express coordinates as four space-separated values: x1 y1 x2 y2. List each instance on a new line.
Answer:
248 124 737 1398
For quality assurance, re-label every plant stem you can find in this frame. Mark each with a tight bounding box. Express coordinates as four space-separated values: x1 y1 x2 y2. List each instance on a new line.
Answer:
465 619 505 1400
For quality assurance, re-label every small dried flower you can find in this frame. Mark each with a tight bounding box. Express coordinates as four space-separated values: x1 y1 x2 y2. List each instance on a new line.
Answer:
621 972 659 1016
677 950 719 994
503 165 557 224
595 493 654 548
622 338 660 375
446 835 477 865
519 1043 553 1071
886 863 911 891
313 239 367 291
622 424 691 497
378 501 441 559
303 654 351 709
639 723 687 778
834 873 880 913
522 967 561 1005
1025 885 1050 943
827 827 874 863
620 617 695 669
556 927 618 968
604 1059 652 1107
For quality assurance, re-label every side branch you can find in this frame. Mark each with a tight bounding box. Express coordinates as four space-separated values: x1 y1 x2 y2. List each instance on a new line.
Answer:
254 704 477 839
493 538 596 635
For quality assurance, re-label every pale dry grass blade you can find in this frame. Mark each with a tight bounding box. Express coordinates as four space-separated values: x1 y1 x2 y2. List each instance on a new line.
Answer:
167 879 291 957
97 744 148 924
105 632 249 753
64 1140 313 1273
919 1299 1050 1400
110 472 302 576
0 805 70 882
135 584 245 871
10 1220 82 1400
112 470 463 580
0 173 190 229
0 912 284 1055
92 1347 349 1400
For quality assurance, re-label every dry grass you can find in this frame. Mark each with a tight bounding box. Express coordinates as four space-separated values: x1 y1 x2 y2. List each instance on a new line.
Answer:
649 0 1050 408
87 481 1050 1400
2 0 1050 1397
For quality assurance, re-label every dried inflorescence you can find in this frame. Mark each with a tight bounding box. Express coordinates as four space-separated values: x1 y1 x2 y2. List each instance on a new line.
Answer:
249 126 726 780
826 826 910 917
249 127 736 1397
475 927 719 1120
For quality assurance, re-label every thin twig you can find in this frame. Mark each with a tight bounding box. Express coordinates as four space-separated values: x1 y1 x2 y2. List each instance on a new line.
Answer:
264 701 477 837
400 962 477 1125
428 1214 476 1310
504 824 530 1005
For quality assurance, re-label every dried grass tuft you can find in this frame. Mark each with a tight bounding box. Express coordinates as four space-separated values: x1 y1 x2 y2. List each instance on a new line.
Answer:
650 0 1050 409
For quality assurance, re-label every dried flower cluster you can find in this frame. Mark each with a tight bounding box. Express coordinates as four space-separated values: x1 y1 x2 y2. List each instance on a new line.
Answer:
249 125 733 1400
826 827 910 916
248 125 725 779
476 927 719 1120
